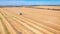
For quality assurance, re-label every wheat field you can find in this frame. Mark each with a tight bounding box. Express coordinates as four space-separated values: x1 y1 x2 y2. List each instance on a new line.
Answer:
0 6 60 34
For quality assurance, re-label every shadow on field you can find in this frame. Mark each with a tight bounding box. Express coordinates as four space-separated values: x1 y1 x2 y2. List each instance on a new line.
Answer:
26 6 60 11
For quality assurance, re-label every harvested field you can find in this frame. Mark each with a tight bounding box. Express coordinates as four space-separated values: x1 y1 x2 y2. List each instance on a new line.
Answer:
32 6 60 9
0 6 60 34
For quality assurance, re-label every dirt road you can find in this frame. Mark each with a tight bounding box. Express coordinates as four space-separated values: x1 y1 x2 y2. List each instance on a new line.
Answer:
0 6 60 34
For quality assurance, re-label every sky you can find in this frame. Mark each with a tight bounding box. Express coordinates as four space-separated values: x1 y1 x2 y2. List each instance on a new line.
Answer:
0 0 60 6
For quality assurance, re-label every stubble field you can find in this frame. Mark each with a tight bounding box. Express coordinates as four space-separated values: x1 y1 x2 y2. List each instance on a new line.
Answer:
0 6 60 34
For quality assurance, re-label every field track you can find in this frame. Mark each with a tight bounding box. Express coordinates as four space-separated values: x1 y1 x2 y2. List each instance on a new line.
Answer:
0 6 60 34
